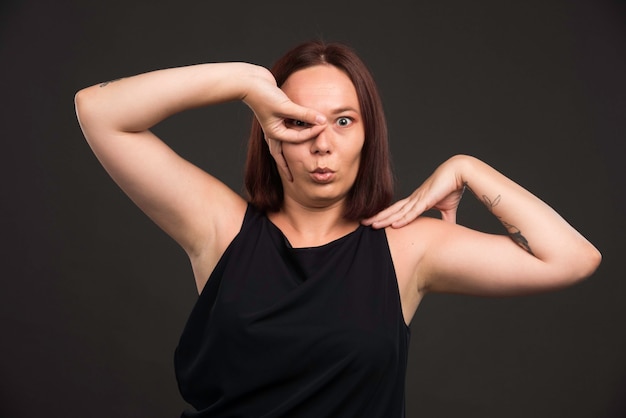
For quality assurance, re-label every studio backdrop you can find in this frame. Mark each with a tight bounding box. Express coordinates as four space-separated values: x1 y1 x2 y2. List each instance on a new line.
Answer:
1 1 625 417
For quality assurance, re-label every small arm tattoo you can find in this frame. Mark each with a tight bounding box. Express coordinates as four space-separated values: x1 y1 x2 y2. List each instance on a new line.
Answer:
464 182 501 212
482 194 501 212
464 182 534 255
501 220 535 255
99 78 124 87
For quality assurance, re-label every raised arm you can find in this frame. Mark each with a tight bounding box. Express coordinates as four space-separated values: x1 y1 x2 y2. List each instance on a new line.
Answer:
75 62 325 290
366 154 601 299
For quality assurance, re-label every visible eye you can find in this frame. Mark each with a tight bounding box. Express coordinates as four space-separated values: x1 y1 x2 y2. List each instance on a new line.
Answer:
286 119 311 129
336 117 353 127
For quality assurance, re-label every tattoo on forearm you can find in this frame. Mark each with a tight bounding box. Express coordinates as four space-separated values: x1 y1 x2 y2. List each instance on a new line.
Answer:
501 221 534 255
464 182 534 255
464 182 502 212
482 194 501 212
99 78 123 87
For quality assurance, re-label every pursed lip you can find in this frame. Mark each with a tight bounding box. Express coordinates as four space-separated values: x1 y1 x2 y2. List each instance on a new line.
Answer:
309 167 335 183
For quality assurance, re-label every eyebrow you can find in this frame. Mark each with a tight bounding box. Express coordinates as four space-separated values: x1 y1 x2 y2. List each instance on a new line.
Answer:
329 106 360 115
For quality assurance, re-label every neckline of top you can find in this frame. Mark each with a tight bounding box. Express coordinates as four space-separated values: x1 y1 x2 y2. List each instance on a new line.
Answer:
265 218 364 251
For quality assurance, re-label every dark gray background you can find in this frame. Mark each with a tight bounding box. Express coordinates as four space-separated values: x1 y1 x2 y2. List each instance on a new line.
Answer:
2 0 625 417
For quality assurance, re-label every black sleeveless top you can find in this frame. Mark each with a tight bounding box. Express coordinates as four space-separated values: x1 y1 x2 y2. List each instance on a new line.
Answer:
174 204 410 417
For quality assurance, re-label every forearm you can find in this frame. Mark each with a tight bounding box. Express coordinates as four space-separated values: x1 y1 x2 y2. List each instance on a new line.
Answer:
458 155 601 274
75 62 271 134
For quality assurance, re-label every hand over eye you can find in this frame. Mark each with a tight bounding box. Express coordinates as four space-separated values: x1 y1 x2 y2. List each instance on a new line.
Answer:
242 75 326 181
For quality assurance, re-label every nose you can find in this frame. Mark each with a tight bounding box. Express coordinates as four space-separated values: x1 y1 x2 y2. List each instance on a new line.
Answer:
310 127 332 154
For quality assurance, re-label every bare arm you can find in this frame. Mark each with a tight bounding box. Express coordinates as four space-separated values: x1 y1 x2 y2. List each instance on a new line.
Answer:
75 63 325 290
367 155 601 297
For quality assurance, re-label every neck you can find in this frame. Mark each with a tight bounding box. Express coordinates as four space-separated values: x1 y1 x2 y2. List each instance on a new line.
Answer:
268 199 358 248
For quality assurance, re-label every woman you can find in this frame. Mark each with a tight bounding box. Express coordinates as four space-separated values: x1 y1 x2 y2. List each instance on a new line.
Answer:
75 40 601 417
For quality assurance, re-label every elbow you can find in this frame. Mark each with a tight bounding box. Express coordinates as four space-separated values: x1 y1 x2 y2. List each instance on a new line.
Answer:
543 243 602 292
74 87 93 124
580 245 602 280
74 87 102 138
566 244 602 286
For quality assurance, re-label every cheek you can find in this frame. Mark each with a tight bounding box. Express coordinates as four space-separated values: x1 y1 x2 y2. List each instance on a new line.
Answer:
281 144 307 167
348 139 365 166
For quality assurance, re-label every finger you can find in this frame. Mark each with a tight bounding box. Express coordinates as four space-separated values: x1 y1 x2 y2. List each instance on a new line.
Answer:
283 103 327 126
275 154 293 182
363 199 415 229
283 123 326 143
390 211 422 228
274 104 327 143
266 137 293 182
390 201 428 228
361 199 407 225
386 190 437 228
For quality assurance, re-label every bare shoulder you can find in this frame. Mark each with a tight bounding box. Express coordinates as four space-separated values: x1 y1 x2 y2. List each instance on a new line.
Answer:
384 214 442 236
384 215 453 283
384 215 446 257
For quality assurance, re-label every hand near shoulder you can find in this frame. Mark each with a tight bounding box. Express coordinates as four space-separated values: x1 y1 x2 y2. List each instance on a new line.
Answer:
363 155 471 228
365 153 600 298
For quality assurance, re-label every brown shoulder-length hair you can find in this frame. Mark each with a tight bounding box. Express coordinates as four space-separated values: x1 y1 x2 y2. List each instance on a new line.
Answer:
244 40 394 221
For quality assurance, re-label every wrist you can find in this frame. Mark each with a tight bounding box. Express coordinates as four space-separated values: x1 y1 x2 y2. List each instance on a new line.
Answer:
445 154 479 187
239 64 275 103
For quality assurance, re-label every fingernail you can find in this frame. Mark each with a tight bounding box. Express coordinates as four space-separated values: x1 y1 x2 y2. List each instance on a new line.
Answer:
315 114 326 124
